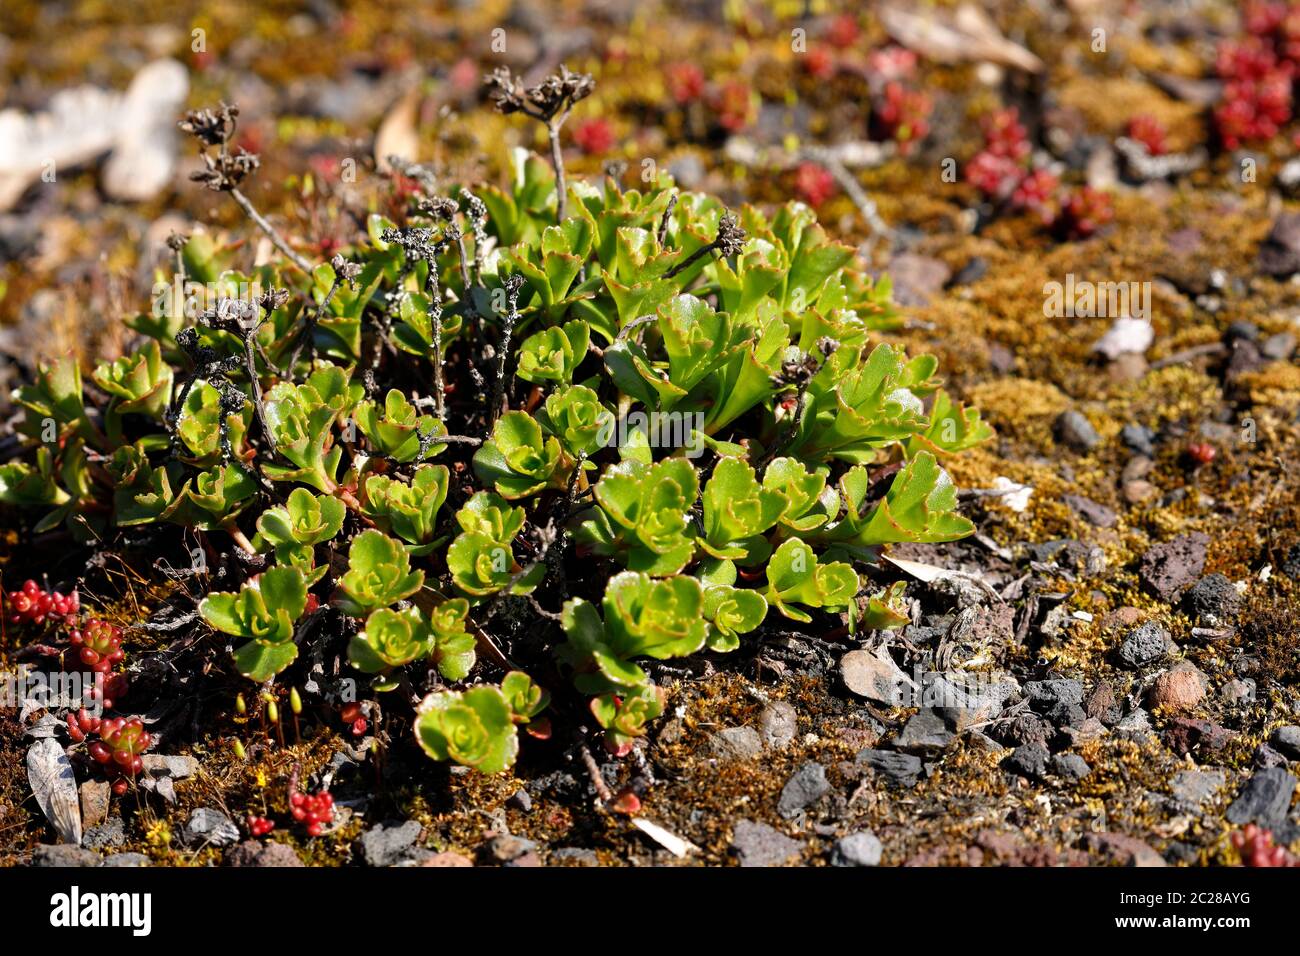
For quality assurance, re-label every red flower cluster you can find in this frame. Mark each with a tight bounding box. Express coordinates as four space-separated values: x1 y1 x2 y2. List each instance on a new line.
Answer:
1126 114 1169 155
572 117 615 155
826 14 861 50
1213 2 1300 149
1232 824 1299 866
873 81 932 155
1056 186 1115 239
290 788 335 837
1010 168 1060 223
5 580 78 626
69 710 152 795
69 619 124 674
712 80 757 133
665 62 706 105
794 162 836 207
246 815 275 837
802 46 835 80
966 108 1032 201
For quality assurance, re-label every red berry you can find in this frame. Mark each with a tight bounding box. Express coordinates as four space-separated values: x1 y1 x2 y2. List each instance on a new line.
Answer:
340 702 362 724
351 717 368 736
1187 442 1217 465
1126 114 1168 156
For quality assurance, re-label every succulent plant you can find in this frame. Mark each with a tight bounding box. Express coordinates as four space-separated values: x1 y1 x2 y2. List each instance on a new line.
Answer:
335 529 424 616
200 566 309 680
254 487 346 583
362 465 449 554
414 685 520 773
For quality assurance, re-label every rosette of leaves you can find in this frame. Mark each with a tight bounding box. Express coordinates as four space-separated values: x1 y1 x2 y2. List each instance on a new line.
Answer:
106 443 180 526
590 684 665 752
904 389 995 458
764 537 859 623
701 583 768 652
254 487 346 583
446 492 543 598
700 457 786 564
414 685 519 773
362 465 449 555
164 462 258 530
349 600 474 680
471 411 565 499
354 388 446 462
501 670 550 733
535 384 613 459
176 380 251 465
262 379 345 492
515 318 590 384
199 566 308 681
0 446 71 510
507 219 600 324
785 343 939 464
762 457 840 534
92 340 173 439
13 355 92 446
335 529 424 616
603 294 752 413
575 458 698 575
559 572 708 697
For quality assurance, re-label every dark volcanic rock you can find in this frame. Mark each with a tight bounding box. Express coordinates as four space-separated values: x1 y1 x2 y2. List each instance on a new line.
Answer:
1181 573 1240 626
1006 743 1050 779
1138 533 1209 600
1257 212 1300 276
1116 621 1172 669
1225 768 1297 828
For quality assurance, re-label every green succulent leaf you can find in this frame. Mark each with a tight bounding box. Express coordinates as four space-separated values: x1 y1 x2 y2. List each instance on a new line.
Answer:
764 537 860 623
472 411 565 499
336 530 425 615
363 466 449 553
414 685 519 773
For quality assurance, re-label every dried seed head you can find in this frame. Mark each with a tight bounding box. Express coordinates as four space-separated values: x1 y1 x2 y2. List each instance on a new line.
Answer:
714 212 746 258
179 103 239 147
331 254 362 283
485 64 595 122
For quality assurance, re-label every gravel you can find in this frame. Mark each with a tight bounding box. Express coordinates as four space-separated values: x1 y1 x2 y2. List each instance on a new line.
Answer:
1116 621 1172 669
1051 753 1091 781
1138 533 1210 601
832 831 883 867
1270 726 1300 761
358 819 423 867
704 726 764 760
730 820 802 867
890 710 955 753
856 749 923 788
1181 573 1241 625
757 701 798 749
777 761 830 818
1054 410 1101 451
840 648 914 705
1006 743 1050 779
1169 769 1226 809
181 807 241 848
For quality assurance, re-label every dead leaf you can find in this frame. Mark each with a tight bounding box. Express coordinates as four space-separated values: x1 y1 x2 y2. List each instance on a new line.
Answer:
27 738 82 846
374 85 422 175
880 4 1043 73
630 817 698 858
